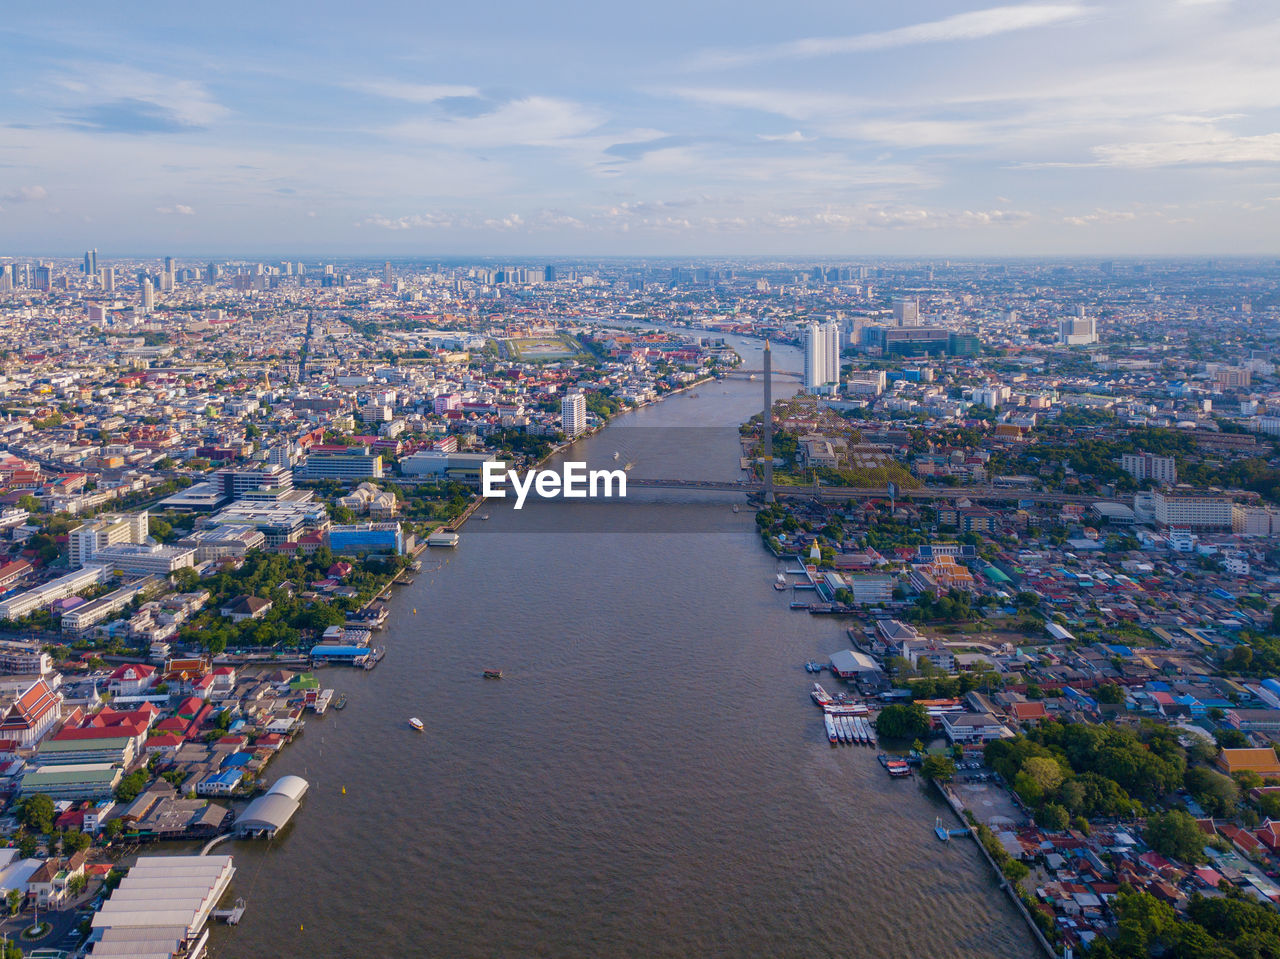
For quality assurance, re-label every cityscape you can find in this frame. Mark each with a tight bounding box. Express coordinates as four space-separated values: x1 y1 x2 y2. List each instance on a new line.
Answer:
3 2 1280 959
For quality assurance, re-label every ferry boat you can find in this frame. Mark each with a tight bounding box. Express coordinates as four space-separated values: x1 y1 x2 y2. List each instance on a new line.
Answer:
878 753 912 777
823 713 838 744
774 573 788 591
409 717 424 732
810 683 833 707
483 669 503 680
333 693 348 710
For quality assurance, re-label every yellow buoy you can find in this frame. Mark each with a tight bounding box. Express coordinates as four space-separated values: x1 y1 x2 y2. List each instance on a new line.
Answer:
341 786 346 794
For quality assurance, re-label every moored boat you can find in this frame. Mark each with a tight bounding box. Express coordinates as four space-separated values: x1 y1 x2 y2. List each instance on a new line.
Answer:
823 713 838 744
810 683 833 707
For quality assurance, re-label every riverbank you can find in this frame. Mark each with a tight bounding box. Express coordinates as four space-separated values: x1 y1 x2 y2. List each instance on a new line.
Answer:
210 328 1036 959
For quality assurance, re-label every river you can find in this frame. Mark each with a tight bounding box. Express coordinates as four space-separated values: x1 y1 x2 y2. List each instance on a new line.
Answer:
208 333 1034 959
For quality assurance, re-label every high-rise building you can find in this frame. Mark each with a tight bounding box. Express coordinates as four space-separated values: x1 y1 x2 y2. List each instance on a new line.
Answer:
84 249 97 276
205 262 218 284
1058 316 1098 346
544 265 556 282
141 279 155 313
825 320 840 382
383 261 392 285
892 297 920 327
1122 452 1177 486
561 391 587 437
803 323 839 391
164 256 175 274
34 264 52 292
100 267 115 292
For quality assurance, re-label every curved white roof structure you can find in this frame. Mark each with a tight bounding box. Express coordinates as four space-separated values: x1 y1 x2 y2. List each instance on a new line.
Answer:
266 774 309 802
235 776 309 837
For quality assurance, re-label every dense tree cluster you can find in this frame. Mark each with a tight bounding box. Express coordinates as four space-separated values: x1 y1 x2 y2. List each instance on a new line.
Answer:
1089 886 1280 958
874 703 931 741
986 720 1186 819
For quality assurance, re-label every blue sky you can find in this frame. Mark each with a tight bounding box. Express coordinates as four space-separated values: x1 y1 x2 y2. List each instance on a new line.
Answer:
1 0 1278 256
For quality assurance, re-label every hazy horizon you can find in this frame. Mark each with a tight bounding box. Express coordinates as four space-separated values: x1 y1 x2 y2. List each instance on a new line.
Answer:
2 0 1279 256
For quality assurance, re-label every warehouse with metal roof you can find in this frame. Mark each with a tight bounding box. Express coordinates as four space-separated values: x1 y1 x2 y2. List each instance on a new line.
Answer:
88 854 235 959
235 774 309 838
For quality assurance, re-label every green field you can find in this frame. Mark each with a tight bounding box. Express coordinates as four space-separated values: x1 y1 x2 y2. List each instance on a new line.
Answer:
506 336 578 360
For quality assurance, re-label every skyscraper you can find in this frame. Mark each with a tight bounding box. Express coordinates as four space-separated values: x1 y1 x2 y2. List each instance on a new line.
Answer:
34 264 52 292
561 391 586 437
383 261 392 285
84 249 97 276
164 256 175 274
802 322 841 391
892 297 920 327
1058 316 1098 346
825 319 841 385
100 267 115 292
141 278 155 313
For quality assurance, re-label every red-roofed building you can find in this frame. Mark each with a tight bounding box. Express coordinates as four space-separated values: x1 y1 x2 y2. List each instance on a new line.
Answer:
0 679 61 746
1009 702 1049 723
1218 823 1261 856
1257 820 1280 854
144 731 184 755
106 663 157 697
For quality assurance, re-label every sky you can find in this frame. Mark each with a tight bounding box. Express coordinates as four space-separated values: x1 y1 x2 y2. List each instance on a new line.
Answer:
1 0 1278 257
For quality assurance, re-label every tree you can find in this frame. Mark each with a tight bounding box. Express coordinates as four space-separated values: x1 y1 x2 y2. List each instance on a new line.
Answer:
1145 809 1208 865
17 794 55 835
921 755 957 782
1035 802 1070 831
1185 766 1240 817
62 829 90 855
1215 727 1250 750
874 703 931 741
114 769 148 803
7 888 21 916
1023 756 1066 794
1094 682 1125 705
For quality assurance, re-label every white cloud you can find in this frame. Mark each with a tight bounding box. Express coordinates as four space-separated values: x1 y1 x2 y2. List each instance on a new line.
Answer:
691 4 1094 69
345 80 481 103
1091 133 1280 167
1063 208 1139 225
2 185 47 202
757 131 811 142
387 96 606 148
156 204 196 215
55 64 228 128
363 212 457 230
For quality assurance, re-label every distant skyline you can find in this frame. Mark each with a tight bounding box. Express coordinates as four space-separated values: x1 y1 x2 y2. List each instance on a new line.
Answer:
1 0 1278 256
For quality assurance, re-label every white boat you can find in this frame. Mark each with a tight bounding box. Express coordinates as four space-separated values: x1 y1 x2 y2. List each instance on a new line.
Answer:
823 713 838 744
810 683 834 707
408 717 424 732
841 716 855 743
613 451 620 460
